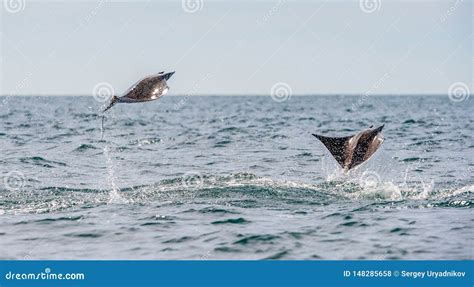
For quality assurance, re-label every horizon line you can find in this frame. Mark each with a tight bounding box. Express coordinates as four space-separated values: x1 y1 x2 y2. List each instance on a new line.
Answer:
0 94 458 97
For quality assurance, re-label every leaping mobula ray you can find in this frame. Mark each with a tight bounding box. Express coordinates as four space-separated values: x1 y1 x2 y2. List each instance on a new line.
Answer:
312 125 384 171
103 71 175 112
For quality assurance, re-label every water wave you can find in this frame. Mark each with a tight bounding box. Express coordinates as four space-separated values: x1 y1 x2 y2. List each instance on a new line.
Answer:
1 173 471 215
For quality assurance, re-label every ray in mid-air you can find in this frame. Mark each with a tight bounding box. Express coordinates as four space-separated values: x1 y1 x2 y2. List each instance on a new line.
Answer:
103 71 175 112
312 125 385 171
100 71 175 138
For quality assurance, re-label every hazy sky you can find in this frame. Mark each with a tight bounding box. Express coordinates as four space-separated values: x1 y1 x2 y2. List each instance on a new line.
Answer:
1 0 472 96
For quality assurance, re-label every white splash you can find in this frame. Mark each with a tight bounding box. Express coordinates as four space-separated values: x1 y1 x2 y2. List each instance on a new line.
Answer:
103 145 126 204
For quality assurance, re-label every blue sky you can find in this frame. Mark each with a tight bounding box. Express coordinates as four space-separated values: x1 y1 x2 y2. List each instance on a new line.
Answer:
1 0 472 96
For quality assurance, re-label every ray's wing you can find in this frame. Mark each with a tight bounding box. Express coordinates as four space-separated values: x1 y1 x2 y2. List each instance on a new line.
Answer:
312 134 353 169
348 128 384 169
124 73 172 100
122 75 153 98
362 125 384 162
363 133 384 161
347 135 383 170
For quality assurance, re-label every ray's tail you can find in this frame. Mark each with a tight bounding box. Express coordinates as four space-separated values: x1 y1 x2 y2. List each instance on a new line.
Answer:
103 97 117 112
100 114 105 140
100 96 118 139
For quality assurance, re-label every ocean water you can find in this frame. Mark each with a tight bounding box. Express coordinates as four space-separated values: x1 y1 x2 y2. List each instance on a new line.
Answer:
0 95 472 260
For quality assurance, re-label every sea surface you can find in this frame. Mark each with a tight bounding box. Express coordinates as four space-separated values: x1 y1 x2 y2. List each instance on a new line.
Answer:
0 95 472 260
